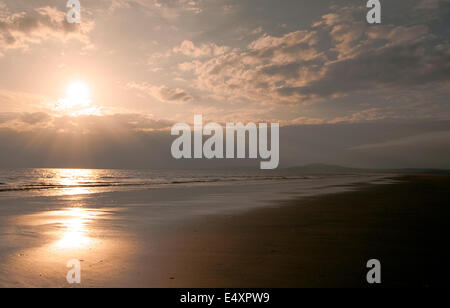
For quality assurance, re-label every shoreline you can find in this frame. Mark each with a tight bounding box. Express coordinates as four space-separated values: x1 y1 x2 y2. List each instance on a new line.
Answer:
175 174 449 288
0 174 448 287
114 175 449 288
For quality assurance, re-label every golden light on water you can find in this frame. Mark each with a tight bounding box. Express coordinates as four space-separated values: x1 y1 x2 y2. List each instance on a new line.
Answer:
57 168 94 182
55 169 96 196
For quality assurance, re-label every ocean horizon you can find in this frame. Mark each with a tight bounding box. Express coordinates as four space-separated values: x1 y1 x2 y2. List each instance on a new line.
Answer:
0 167 391 198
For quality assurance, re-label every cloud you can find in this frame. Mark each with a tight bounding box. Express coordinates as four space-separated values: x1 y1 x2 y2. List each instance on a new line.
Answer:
350 131 450 150
0 112 51 128
173 40 229 58
415 0 440 10
173 19 326 105
176 4 449 109
276 6 449 99
151 85 195 103
0 5 94 52
51 113 173 133
278 40 450 98
1 0 448 130
178 30 325 105
108 0 203 18
0 111 173 133
19 112 51 125
127 82 195 104
0 112 16 124
0 88 47 115
1 119 449 169
287 117 326 126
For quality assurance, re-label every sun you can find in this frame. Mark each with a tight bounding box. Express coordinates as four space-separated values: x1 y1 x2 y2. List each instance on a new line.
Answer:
67 82 90 105
62 82 91 109
57 81 100 115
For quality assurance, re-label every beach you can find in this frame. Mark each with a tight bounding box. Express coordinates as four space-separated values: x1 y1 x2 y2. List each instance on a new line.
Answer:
0 173 448 288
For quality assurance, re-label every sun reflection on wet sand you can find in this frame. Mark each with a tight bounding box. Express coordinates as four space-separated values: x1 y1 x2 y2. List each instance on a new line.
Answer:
13 207 104 251
53 208 96 249
3 204 133 287
0 170 140 287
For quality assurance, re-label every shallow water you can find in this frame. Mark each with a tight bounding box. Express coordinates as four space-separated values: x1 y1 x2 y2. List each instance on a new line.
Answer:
0 168 382 198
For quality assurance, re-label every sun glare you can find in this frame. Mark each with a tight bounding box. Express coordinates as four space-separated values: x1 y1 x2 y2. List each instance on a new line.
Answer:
67 82 90 105
57 81 100 116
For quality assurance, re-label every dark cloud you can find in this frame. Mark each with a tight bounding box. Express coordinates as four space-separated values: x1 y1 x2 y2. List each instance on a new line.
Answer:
51 114 174 133
0 112 173 132
0 112 16 124
0 112 50 125
260 61 314 79
278 42 450 98
19 112 50 125
0 120 449 169
180 2 449 110
157 86 194 103
126 82 195 104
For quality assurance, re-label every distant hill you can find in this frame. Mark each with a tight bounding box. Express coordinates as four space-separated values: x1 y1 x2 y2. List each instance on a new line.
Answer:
284 163 450 175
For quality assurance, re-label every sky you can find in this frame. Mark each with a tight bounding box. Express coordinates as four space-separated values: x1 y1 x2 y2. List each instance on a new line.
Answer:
0 0 449 169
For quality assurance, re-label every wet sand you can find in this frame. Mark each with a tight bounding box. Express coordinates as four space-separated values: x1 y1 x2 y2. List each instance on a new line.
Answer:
1 175 448 287
118 175 449 288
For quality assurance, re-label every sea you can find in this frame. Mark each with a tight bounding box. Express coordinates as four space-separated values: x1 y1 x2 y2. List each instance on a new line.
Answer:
0 168 318 198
